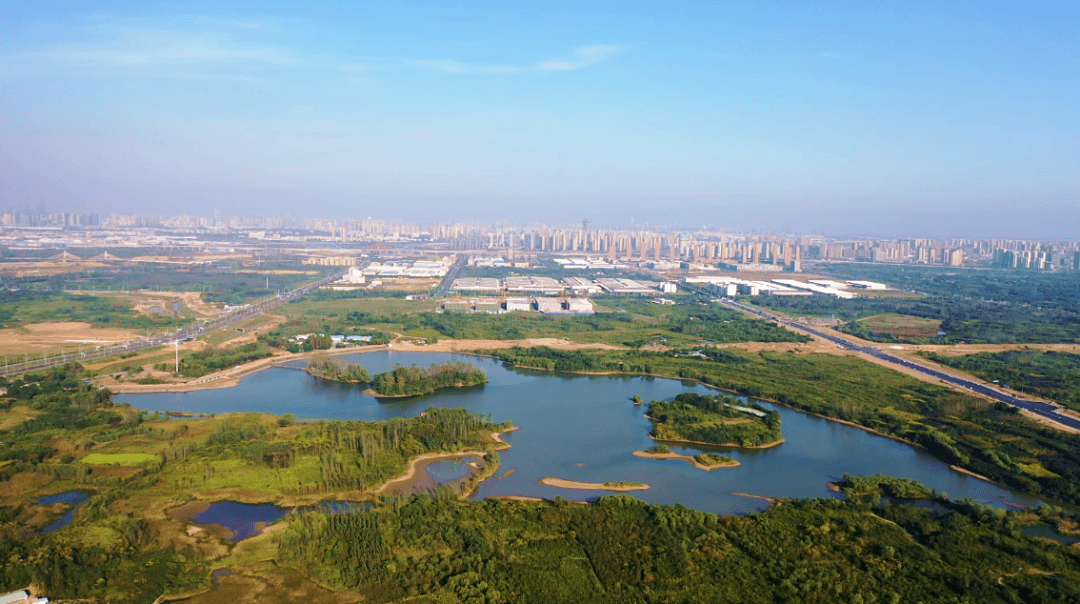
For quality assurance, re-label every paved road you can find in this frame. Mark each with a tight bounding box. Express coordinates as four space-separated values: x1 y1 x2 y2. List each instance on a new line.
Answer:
714 296 1080 431
434 255 466 297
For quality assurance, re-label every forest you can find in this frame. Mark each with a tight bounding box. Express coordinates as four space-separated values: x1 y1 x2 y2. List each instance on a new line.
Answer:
485 346 1080 505
277 487 1080 604
646 392 783 447
372 362 488 397
920 349 1080 413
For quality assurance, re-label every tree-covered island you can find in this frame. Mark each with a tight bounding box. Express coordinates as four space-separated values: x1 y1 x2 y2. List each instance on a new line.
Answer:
371 362 488 397
305 354 372 382
305 358 488 397
646 392 784 448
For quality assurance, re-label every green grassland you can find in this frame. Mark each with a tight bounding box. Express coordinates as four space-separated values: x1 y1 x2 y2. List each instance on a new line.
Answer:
919 349 1080 413
80 453 160 465
855 313 943 338
0 290 192 330
264 295 809 349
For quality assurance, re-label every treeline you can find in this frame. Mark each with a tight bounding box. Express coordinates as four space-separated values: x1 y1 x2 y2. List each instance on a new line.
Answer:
666 306 811 343
278 487 1080 603
839 473 934 499
172 342 273 377
372 362 487 397
307 355 371 382
489 346 1080 505
647 392 782 447
921 349 1080 413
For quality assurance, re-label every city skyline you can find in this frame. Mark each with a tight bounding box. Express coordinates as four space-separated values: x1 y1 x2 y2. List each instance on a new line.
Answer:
2 1 1078 238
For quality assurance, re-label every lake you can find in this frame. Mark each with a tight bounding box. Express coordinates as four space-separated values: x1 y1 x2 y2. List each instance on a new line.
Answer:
117 351 1044 515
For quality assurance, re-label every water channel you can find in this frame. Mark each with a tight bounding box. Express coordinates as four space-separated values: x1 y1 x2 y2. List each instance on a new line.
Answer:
117 351 1046 515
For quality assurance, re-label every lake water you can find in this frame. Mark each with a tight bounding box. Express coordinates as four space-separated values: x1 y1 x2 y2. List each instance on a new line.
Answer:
194 501 285 541
117 351 1046 515
38 491 89 533
427 457 479 483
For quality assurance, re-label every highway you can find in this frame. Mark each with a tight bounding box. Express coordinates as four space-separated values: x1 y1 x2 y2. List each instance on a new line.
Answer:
714 296 1080 431
434 255 466 297
1 270 345 378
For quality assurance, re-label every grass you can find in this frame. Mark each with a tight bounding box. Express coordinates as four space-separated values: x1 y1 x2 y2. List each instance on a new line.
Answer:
856 313 942 338
80 453 160 465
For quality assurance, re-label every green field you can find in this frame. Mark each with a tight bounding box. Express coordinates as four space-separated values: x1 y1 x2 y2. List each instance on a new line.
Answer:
80 453 160 466
854 313 942 339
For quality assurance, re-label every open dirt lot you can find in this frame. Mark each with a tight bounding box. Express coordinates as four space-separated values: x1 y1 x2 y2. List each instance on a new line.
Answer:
0 322 144 356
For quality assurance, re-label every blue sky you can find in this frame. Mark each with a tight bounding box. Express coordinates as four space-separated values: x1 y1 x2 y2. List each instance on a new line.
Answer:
1 1 1077 237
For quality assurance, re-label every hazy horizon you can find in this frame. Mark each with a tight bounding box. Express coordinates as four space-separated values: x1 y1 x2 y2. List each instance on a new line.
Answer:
2 1 1077 239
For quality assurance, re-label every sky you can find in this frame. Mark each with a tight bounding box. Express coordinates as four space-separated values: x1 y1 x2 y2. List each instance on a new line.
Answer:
1 1 1078 238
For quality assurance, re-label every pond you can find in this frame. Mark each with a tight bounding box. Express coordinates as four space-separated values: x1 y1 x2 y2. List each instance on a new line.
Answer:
38 491 89 534
118 351 1046 515
194 501 285 541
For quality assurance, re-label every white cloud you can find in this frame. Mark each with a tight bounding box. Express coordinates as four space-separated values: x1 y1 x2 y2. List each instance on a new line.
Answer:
536 44 626 71
409 44 626 75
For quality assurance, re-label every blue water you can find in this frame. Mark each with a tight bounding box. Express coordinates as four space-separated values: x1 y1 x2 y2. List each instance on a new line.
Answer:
194 501 285 541
426 457 478 482
118 351 1047 515
38 491 89 533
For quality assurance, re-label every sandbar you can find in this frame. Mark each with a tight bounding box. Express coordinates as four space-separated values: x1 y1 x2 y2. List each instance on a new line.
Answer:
538 477 650 492
632 450 740 470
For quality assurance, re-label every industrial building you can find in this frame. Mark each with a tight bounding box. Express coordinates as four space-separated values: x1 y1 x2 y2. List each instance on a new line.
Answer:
563 277 602 294
846 280 887 290
536 297 564 313
451 277 502 293
773 279 856 299
504 276 564 294
504 297 532 312
566 298 595 313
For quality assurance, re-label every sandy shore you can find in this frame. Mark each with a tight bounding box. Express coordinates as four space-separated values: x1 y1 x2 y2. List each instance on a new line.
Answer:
375 451 487 495
632 450 740 470
538 477 650 492
732 492 781 505
949 464 997 484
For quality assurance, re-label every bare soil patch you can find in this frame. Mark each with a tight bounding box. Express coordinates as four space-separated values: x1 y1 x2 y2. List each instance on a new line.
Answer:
0 322 143 356
538 477 650 492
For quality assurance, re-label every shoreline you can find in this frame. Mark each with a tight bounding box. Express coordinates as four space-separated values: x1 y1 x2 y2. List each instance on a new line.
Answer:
632 449 740 470
374 450 488 495
538 477 650 492
375 425 517 496
648 433 786 450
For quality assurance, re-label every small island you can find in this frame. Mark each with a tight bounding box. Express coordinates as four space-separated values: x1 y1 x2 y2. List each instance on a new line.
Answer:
306 355 371 383
633 444 740 470
371 362 488 397
539 477 650 492
646 392 784 448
